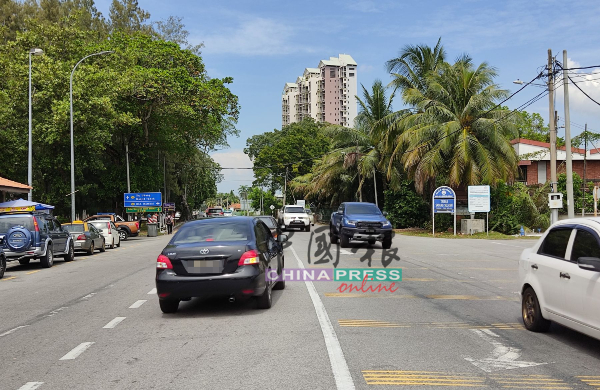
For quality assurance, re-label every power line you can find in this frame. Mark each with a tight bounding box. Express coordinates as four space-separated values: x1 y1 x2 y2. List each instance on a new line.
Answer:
567 75 600 107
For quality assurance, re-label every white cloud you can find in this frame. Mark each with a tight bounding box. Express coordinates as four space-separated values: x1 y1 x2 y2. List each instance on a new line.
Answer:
211 150 255 193
359 64 374 73
201 17 315 56
554 57 600 118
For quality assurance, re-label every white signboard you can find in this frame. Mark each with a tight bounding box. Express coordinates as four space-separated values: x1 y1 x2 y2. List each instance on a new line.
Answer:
468 185 491 213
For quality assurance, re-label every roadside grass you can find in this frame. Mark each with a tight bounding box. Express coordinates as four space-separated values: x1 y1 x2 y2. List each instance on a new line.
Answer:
395 228 540 240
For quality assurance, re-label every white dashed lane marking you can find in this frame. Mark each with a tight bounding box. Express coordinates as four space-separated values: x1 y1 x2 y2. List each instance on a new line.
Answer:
59 342 95 360
103 317 126 329
18 382 44 390
147 288 157 295
0 325 29 338
129 300 147 309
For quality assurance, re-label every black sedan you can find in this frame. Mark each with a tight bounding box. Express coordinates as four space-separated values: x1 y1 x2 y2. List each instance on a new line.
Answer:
256 216 281 240
155 216 287 313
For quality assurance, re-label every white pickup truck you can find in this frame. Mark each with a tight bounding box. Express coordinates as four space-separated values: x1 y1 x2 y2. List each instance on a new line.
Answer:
278 205 311 232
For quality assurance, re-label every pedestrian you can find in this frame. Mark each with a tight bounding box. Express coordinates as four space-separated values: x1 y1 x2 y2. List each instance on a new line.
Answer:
166 212 174 234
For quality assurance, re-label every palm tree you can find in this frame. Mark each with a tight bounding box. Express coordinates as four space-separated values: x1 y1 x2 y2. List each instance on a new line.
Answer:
292 80 400 205
386 37 446 95
389 57 519 192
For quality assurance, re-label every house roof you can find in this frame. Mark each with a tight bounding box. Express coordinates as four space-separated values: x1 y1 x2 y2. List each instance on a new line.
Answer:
510 138 586 154
0 176 32 194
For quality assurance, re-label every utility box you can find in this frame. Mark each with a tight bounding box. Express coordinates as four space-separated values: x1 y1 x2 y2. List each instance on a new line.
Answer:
461 219 485 235
548 193 563 209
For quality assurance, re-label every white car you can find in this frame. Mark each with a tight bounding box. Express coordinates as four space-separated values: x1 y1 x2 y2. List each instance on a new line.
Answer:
519 218 600 340
89 220 121 249
278 205 311 232
223 209 233 217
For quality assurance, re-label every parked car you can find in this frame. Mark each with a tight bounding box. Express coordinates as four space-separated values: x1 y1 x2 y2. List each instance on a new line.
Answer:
155 216 288 313
206 207 224 217
519 218 600 340
0 211 75 268
305 209 315 226
330 202 393 249
84 214 139 241
64 221 106 255
256 216 281 240
223 209 233 217
0 242 6 279
88 220 121 249
278 205 311 232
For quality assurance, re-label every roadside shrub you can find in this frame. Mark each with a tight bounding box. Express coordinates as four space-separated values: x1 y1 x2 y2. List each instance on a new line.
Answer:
490 181 549 234
384 180 429 228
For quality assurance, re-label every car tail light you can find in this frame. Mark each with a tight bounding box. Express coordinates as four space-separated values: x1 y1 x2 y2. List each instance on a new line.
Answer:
157 254 173 269
107 224 111 234
220 212 223 215
32 217 40 232
238 250 259 265
77 234 86 240
135 222 139 229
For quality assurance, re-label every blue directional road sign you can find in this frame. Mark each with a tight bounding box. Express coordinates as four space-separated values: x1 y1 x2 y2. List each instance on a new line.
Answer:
433 186 455 213
124 192 162 207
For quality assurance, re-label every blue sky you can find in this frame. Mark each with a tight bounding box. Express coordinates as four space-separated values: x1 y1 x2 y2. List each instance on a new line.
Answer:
96 0 600 193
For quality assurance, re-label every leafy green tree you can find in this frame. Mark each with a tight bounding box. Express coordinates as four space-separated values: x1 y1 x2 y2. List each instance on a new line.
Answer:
247 187 280 214
109 0 150 34
244 118 330 196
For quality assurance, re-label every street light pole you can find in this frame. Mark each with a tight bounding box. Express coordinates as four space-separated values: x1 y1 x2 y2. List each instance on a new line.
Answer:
28 48 44 201
70 50 113 221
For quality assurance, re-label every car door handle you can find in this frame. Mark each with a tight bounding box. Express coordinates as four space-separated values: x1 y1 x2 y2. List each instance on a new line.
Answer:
560 272 571 279
531 264 538 270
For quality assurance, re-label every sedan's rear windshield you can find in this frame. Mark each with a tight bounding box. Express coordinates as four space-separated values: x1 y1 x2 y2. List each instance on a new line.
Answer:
285 207 305 213
0 216 34 233
173 222 251 244
64 224 84 233
89 221 109 230
257 217 276 228
346 204 382 215
208 209 222 213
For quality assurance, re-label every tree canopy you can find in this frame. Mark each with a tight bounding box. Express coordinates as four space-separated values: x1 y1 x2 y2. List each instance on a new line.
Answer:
0 0 239 219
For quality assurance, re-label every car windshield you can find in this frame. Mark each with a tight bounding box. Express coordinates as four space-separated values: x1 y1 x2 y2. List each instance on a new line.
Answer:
0 216 34 233
90 221 109 230
172 221 251 244
285 207 305 213
64 224 84 233
345 204 382 215
257 217 276 228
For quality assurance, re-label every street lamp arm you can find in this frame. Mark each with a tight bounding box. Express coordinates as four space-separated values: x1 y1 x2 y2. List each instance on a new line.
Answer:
71 51 114 80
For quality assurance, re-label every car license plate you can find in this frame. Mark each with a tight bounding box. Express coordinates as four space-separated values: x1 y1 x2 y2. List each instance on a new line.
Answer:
75 242 81 247
192 260 222 272
366 228 375 233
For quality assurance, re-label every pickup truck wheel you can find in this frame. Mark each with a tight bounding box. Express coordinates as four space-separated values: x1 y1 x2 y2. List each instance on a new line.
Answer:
63 243 75 262
18 258 31 265
119 229 128 241
382 237 392 249
40 245 54 268
0 256 5 279
330 225 339 244
340 233 350 248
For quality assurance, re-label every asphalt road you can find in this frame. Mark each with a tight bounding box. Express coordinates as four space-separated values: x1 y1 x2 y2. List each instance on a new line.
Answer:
1 227 599 390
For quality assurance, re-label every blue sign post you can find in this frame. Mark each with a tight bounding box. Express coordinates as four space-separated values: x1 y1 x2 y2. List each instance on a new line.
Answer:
432 186 456 236
124 192 162 207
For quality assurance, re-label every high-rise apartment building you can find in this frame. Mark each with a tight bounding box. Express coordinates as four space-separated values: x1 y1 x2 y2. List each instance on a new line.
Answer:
282 54 357 128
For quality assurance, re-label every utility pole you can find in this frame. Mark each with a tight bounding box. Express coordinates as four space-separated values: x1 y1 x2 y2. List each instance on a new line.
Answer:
548 49 558 225
283 166 288 206
163 157 166 203
373 168 378 207
563 50 574 218
583 124 588 216
126 142 131 193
